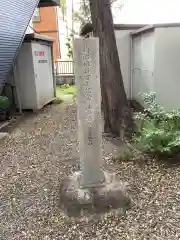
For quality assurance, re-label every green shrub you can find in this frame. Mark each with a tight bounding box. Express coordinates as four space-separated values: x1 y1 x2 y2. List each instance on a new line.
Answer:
133 93 180 157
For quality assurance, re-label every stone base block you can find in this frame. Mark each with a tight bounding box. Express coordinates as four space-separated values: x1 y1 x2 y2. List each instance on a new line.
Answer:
59 171 131 216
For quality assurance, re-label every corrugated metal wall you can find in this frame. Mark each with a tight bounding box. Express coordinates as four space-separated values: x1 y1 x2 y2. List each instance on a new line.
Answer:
0 0 39 92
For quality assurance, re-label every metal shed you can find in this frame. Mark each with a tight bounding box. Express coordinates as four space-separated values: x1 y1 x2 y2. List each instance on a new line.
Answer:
13 33 55 111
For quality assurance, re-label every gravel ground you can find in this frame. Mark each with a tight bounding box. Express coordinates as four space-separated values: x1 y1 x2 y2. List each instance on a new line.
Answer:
0 103 180 240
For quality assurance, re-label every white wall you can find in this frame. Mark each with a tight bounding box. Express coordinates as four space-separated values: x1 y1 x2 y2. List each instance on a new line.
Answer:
131 26 180 111
115 29 133 99
26 19 34 34
14 43 37 109
56 7 67 60
132 30 155 105
66 0 73 35
115 28 155 101
154 27 180 110
32 42 54 109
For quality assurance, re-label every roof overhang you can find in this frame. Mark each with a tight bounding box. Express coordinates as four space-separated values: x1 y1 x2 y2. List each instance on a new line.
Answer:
38 0 60 7
114 24 146 30
131 23 180 36
25 33 55 42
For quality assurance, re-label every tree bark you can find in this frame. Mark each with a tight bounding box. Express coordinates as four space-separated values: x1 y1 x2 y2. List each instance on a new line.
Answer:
89 0 132 140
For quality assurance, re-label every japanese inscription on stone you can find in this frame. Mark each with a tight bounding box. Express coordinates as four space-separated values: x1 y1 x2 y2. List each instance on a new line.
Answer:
81 46 94 146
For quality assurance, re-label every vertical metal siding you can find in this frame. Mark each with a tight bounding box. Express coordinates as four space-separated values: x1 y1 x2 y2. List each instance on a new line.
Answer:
0 0 39 90
132 31 155 105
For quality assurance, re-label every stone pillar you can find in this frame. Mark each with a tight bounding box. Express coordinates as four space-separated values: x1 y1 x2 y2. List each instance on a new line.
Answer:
73 38 105 188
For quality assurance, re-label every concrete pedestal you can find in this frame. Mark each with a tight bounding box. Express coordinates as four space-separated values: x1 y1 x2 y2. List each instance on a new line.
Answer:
60 171 131 216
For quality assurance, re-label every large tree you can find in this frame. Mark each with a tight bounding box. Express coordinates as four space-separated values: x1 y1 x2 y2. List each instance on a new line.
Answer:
89 0 132 140
75 0 124 31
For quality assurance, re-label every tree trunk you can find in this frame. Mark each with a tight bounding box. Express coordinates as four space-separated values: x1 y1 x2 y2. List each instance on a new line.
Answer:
89 0 132 140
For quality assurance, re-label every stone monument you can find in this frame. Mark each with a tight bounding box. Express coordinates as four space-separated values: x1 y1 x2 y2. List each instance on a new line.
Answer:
75 37 105 188
60 38 131 216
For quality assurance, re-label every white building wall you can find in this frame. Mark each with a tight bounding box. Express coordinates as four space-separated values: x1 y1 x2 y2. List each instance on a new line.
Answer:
14 43 37 109
26 19 34 34
132 34 142 102
130 26 180 111
56 7 68 60
115 29 136 99
154 27 180 110
132 30 155 105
